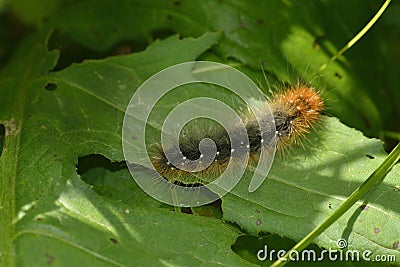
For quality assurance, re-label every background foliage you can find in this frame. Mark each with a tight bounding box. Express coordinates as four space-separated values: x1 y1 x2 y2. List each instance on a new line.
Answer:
0 0 399 266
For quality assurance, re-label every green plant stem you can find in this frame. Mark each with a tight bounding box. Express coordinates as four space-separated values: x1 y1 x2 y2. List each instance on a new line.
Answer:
318 0 391 72
382 131 400 141
271 142 400 267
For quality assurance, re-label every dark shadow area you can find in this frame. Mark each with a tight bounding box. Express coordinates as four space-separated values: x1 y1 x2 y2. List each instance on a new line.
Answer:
341 202 367 244
46 27 179 72
47 30 148 72
0 11 32 66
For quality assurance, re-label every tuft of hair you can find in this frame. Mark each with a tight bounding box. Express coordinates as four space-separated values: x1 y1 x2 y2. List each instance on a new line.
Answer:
269 83 324 150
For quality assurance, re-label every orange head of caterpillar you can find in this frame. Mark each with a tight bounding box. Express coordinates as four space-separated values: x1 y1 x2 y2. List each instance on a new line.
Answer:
270 84 324 150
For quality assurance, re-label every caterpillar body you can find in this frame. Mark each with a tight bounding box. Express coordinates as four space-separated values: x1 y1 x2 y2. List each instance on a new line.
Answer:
151 83 324 184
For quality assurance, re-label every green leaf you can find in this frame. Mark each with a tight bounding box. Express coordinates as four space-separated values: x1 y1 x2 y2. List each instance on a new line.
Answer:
0 30 253 266
51 0 400 138
223 117 400 262
1 0 400 266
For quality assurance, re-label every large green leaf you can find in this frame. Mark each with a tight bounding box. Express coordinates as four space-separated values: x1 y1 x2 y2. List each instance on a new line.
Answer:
1 0 399 266
223 116 400 262
0 30 254 266
51 0 400 138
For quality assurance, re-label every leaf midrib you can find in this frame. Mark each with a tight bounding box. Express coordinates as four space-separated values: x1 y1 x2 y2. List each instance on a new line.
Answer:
0 59 35 267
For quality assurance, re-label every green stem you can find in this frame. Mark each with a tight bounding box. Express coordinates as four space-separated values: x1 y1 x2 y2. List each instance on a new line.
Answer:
318 0 391 72
382 131 400 141
271 142 400 267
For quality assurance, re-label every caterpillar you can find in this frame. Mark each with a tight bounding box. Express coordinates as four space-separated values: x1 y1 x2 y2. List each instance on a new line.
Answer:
124 0 391 206
150 82 324 185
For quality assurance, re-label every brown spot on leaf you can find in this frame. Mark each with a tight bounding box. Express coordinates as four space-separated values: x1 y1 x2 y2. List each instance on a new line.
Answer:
4 119 19 136
393 241 399 250
359 204 368 211
374 227 380 234
255 209 260 213
256 219 262 226
45 252 54 265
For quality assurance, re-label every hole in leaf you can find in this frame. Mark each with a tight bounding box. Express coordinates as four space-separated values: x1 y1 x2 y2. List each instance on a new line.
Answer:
77 154 126 175
334 72 343 79
365 154 375 159
0 124 4 157
180 207 192 214
45 252 55 265
77 154 130 200
44 82 57 91
109 237 118 244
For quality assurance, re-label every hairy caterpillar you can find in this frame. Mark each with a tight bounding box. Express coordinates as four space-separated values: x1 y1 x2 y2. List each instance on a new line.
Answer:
150 82 324 185
123 0 391 206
